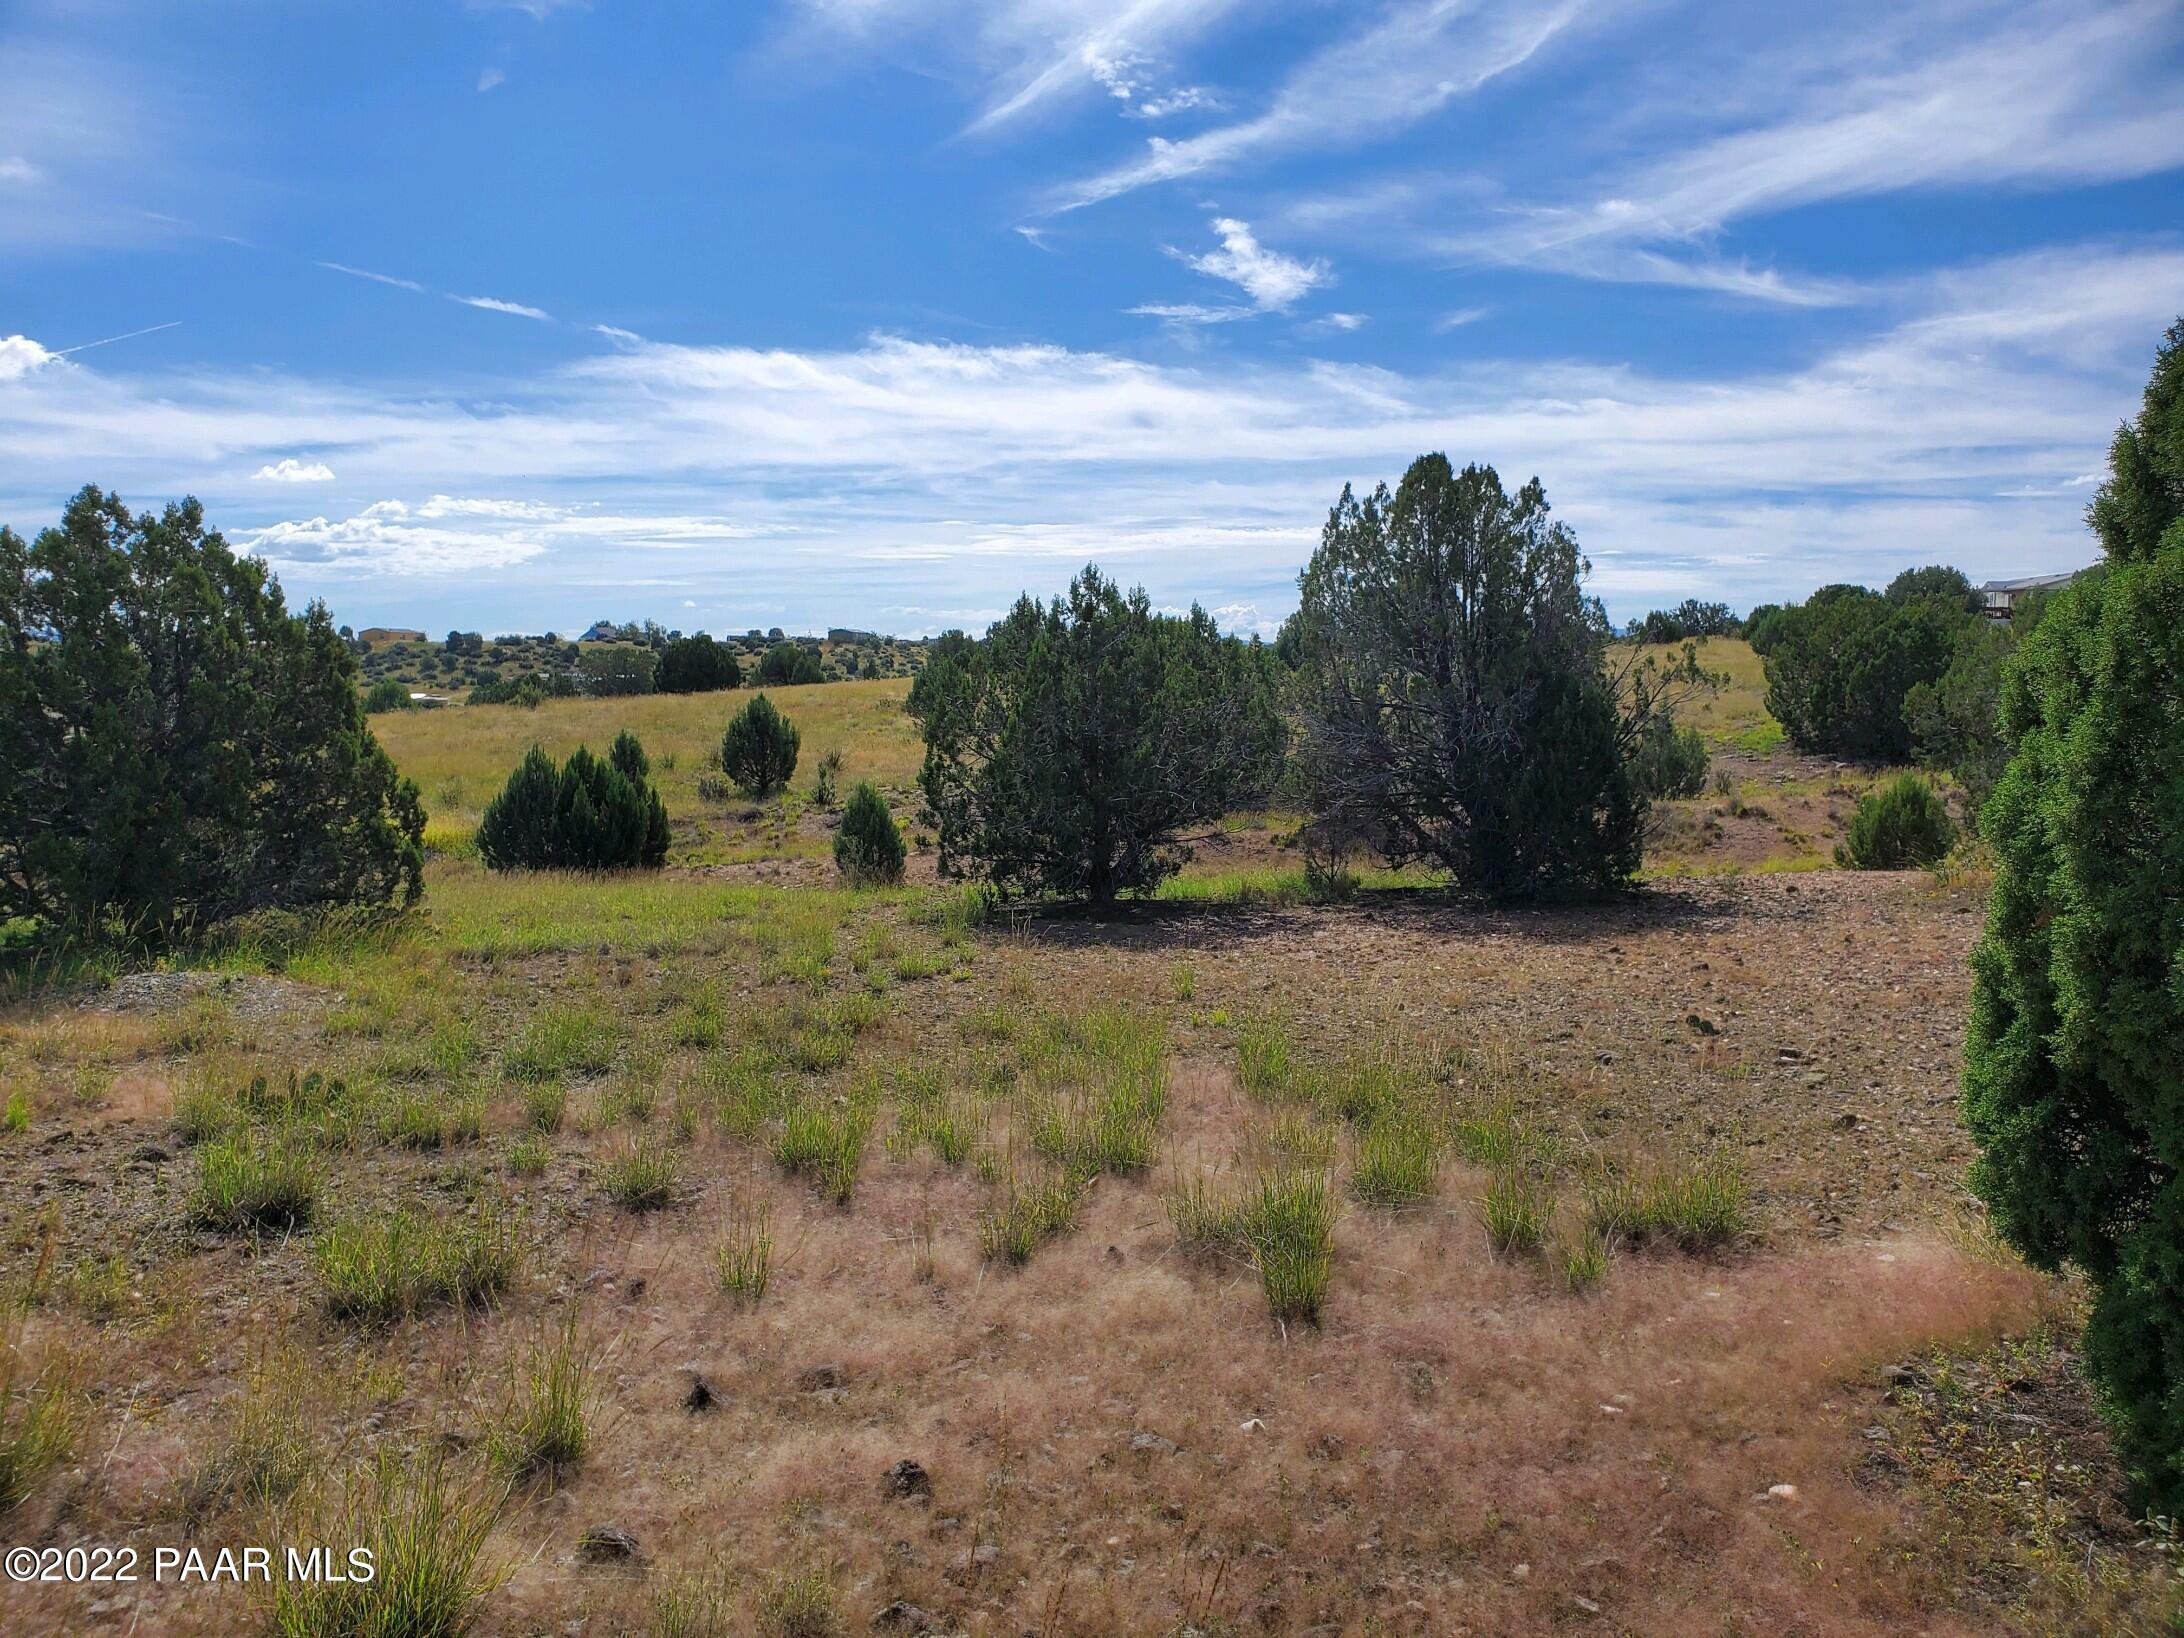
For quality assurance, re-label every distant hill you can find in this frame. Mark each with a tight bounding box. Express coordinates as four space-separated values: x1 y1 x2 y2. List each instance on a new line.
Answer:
358 627 425 645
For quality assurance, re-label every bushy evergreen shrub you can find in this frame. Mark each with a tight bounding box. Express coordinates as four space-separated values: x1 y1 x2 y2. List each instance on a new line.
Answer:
721 694 801 795
0 487 424 936
1290 456 1702 898
907 566 1283 907
475 738 669 871
1630 719 1709 800
755 643 824 686
834 782 905 885
655 633 740 694
364 678 413 714
1834 774 1957 868
1761 585 1971 760
1967 318 2184 1514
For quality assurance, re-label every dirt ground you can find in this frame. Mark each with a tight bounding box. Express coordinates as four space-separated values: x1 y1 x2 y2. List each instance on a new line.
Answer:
0 871 2174 1636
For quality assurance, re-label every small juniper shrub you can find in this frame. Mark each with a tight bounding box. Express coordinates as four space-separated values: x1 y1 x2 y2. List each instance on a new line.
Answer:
833 781 906 885
1836 773 1958 869
810 748 843 809
720 694 801 797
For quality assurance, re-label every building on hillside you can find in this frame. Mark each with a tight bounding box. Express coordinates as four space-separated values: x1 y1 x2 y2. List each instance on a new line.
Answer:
1978 569 2092 620
827 627 881 645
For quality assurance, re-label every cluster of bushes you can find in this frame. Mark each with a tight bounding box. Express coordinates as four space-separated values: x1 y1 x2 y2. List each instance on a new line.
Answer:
1628 599 1739 644
911 459 1715 907
475 731 669 871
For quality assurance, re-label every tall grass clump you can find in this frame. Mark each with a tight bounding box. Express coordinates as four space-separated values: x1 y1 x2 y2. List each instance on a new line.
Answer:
1480 1169 1550 1257
487 1317 594 1486
503 1003 618 1082
1164 1172 1246 1254
191 1132 319 1231
165 1352 314 1524
0 1237 81 1513
771 1098 876 1204
521 1080 566 1134
266 1451 502 1638
314 1206 519 1323
714 1200 774 1305
757 1561 842 1638
1350 1118 1440 1207
1585 1156 1748 1251
1236 1015 1294 1097
1241 1169 1336 1324
978 1168 1085 1264
601 1137 682 1212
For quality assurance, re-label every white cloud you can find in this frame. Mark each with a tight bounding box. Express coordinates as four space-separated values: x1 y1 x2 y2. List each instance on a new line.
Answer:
457 294 552 320
593 324 646 345
1125 301 1254 325
1177 217 1328 310
319 260 427 293
3 241 2171 617
1434 307 1489 331
1051 0 1588 210
0 155 41 185
477 66 507 93
0 335 59 382
1440 1 2184 295
1309 312 1367 332
253 458 335 483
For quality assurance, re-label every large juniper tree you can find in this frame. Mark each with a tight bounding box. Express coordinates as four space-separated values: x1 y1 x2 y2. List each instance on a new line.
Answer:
1966 319 2184 1513
907 566 1283 908
1289 455 1692 898
0 486 424 937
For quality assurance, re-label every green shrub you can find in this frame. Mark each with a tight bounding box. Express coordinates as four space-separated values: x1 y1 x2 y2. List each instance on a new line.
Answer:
1761 585 1971 760
1630 719 1709 800
475 741 669 871
1967 319 2184 1516
906 567 1284 907
656 634 741 694
0 488 425 936
1835 774 1957 869
1291 457 1702 898
364 678 413 714
721 694 801 796
833 782 906 885
755 643 824 687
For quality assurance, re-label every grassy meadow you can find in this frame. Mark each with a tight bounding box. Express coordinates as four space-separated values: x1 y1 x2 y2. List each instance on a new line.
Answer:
0 638 2170 1635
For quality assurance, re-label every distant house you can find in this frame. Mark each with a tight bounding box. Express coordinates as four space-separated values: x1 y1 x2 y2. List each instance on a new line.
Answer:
1978 569 2091 621
579 620 620 642
827 627 881 645
406 692 452 709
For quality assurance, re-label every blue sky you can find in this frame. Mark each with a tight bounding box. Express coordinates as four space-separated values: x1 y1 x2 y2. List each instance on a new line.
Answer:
3 0 2182 638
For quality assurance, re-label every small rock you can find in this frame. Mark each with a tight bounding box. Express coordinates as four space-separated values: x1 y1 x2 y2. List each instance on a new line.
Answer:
128 1142 171 1165
870 1599 938 1633
1834 1112 1861 1130
577 1526 641 1564
1511 1562 1531 1581
1129 1430 1178 1456
1103 1244 1125 1265
1685 1014 1720 1037
883 1458 932 1499
798 1363 845 1392
1238 1417 1266 1434
1573 1594 1602 1615
681 1373 717 1413
1766 1483 1798 1502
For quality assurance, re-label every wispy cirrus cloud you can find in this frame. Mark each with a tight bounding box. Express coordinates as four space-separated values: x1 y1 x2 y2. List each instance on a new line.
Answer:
1049 0 1590 210
1434 0 2184 298
458 294 552 320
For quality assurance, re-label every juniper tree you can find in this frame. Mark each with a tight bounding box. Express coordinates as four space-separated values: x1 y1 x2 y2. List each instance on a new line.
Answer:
0 486 423 936
907 566 1283 908
720 694 800 796
1289 456 1699 898
1966 319 2184 1514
